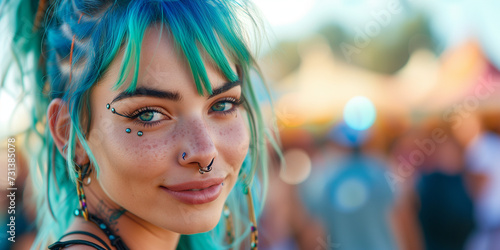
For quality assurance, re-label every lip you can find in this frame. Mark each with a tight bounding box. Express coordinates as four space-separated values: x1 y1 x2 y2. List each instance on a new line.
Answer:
161 178 224 205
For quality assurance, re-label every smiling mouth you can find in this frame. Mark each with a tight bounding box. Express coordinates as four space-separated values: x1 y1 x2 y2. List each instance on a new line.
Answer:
160 178 224 205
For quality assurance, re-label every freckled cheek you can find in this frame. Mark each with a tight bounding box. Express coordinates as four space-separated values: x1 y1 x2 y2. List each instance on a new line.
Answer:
217 119 250 168
128 138 175 166
89 119 174 175
95 139 172 194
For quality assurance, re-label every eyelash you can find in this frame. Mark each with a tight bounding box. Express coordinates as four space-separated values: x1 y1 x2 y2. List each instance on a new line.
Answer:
123 97 243 128
210 97 243 116
122 107 166 128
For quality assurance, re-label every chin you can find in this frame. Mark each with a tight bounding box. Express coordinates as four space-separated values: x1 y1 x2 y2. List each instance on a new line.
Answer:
172 213 222 235
158 201 225 235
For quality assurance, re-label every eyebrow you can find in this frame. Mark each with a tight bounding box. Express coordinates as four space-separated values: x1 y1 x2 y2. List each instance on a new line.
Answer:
111 80 241 104
208 80 241 99
111 87 180 104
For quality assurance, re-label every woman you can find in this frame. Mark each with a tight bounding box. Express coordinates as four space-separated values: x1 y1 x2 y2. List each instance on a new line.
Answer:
2 0 277 249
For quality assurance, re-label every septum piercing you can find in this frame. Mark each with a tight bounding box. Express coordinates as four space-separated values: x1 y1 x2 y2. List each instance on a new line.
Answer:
107 103 144 137
182 152 214 174
198 158 214 174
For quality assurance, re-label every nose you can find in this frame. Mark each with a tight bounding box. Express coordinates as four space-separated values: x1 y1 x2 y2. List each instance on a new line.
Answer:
178 118 218 170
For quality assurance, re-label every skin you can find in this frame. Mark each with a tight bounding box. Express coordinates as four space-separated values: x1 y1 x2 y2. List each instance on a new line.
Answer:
48 25 250 249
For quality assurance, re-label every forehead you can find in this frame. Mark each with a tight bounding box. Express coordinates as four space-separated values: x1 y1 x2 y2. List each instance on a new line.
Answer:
98 25 236 96
140 25 180 72
137 26 194 89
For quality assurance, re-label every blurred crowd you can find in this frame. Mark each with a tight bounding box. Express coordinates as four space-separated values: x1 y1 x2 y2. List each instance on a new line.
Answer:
257 108 500 250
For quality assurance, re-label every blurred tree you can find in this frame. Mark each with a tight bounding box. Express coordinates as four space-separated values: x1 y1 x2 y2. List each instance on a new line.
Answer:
320 12 436 74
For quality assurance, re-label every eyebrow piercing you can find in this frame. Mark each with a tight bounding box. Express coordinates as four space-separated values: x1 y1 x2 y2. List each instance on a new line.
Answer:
106 103 144 137
105 103 130 118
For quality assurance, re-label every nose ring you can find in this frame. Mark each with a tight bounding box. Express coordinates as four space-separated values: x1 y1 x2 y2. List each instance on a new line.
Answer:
182 152 186 160
198 158 214 174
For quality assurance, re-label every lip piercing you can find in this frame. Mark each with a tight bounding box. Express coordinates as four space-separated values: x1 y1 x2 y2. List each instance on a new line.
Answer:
198 158 214 174
182 152 186 160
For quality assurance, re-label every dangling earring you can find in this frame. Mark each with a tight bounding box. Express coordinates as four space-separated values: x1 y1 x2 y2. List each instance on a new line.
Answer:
84 175 92 186
224 204 234 244
245 187 258 249
74 163 90 221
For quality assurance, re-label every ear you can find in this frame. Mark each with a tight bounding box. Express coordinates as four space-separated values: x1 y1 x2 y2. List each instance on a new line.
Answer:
47 98 89 165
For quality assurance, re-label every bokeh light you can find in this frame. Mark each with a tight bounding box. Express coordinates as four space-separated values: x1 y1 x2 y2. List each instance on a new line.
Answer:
332 177 369 213
280 148 312 185
343 96 377 131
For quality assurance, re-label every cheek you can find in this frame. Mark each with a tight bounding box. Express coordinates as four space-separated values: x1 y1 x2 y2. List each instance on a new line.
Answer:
87 113 175 182
87 121 179 210
214 115 250 170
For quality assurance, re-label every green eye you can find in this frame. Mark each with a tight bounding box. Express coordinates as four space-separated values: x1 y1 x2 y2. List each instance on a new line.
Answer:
211 102 233 112
138 111 155 121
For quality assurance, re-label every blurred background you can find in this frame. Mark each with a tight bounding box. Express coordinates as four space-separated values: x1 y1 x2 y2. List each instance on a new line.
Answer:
2 0 500 249
250 0 500 250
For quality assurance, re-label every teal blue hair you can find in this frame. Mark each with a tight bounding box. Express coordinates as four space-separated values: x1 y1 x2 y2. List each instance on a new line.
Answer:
1 0 280 249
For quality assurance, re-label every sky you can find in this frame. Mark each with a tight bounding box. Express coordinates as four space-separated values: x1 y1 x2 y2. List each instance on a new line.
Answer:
251 0 486 57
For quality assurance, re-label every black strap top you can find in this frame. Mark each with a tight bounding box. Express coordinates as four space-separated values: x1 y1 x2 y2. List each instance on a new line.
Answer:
48 231 111 250
48 211 130 250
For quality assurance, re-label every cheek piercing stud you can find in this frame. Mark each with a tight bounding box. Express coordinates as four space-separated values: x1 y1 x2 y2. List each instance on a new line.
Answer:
137 131 143 136
125 128 131 133
106 103 110 109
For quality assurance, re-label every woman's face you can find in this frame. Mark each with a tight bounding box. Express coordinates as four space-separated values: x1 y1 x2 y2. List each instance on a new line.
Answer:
86 26 249 234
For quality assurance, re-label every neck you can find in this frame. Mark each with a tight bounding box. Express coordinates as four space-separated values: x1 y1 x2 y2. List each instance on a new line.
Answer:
82 174 180 249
